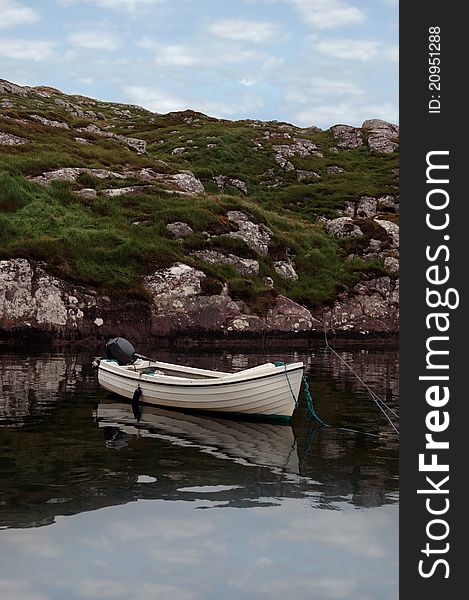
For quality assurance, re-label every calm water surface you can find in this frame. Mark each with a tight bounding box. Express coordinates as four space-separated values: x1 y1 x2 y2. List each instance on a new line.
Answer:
0 343 399 600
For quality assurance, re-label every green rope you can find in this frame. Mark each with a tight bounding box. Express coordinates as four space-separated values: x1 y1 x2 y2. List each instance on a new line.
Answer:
276 360 380 438
275 361 328 427
301 370 329 427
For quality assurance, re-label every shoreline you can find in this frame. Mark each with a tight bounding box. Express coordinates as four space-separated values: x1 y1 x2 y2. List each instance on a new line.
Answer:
0 328 399 350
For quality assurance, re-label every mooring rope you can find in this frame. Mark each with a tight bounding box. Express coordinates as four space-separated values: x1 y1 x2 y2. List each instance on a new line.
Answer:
275 361 380 437
322 329 399 436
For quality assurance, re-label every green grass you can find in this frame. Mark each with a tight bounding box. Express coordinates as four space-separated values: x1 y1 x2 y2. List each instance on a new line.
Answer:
0 88 398 311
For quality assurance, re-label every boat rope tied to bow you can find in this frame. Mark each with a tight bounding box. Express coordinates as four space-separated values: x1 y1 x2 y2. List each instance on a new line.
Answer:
274 361 328 427
276 360 384 438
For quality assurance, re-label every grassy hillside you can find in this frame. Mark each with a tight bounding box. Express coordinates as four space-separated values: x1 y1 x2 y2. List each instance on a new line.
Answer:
0 81 398 310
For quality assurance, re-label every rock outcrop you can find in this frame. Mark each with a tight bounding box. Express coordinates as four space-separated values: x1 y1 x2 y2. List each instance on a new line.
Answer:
143 264 316 337
191 251 260 275
30 167 125 185
362 119 399 154
0 260 320 340
331 125 363 149
166 222 194 238
322 277 399 334
0 132 29 145
225 211 272 255
325 217 363 238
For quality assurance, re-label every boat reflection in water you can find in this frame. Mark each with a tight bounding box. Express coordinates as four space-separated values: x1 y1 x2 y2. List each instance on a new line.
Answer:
96 401 299 475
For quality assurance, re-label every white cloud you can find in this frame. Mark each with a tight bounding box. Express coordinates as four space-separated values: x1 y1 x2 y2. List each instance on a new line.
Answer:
0 0 39 28
153 45 200 67
239 77 257 87
140 41 266 67
68 31 118 51
285 77 364 103
61 0 166 10
315 38 380 61
0 579 47 600
124 85 190 113
208 19 278 42
295 100 398 128
0 37 54 61
312 38 399 62
385 44 399 62
123 84 264 118
76 76 95 85
289 0 366 29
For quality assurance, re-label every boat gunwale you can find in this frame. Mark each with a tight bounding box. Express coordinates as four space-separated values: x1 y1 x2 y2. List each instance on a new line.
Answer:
98 360 304 389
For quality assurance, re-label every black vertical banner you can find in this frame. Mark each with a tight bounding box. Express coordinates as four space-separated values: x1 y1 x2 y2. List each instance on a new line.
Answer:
400 3 466 597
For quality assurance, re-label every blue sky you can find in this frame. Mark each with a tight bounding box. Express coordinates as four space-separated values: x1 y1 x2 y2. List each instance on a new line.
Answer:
0 0 398 128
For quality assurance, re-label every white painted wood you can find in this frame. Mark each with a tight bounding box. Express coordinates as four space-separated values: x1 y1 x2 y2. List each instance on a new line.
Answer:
96 358 303 418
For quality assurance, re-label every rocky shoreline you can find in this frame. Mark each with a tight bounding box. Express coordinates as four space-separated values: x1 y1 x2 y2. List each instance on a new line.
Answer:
0 258 398 343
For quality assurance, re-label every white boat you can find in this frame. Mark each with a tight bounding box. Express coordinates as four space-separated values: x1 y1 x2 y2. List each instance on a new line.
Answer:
96 402 299 474
94 339 303 420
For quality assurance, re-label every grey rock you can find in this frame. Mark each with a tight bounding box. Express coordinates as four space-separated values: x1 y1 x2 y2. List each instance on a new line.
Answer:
102 186 153 197
0 132 29 145
362 119 399 154
225 211 272 255
322 276 399 334
54 98 99 120
331 125 363 149
77 124 147 154
0 79 28 96
297 170 320 181
0 100 14 108
357 196 377 218
75 188 97 198
0 259 79 329
143 263 315 337
377 195 398 213
375 219 399 248
273 260 298 280
384 256 399 274
325 217 363 238
192 250 259 275
367 239 382 254
214 175 227 191
155 172 204 196
214 175 248 195
124 137 147 154
260 169 283 188
30 114 69 129
273 137 322 169
342 201 355 217
230 178 248 195
326 165 345 174
166 222 194 239
30 168 125 185
265 296 317 334
172 147 186 155
144 263 205 299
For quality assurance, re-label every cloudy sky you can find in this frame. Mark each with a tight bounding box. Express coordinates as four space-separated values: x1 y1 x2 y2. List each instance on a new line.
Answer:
0 0 398 128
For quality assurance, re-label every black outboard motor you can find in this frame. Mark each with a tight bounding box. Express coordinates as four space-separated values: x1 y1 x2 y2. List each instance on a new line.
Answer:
106 337 136 365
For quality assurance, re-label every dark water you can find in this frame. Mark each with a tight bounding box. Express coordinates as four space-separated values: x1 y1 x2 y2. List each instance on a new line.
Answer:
0 343 399 600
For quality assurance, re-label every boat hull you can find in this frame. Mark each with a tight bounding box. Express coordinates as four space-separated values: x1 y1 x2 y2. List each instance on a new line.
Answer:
97 360 303 419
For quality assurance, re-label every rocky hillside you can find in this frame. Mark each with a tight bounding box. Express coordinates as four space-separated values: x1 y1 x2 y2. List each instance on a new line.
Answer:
0 79 399 341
